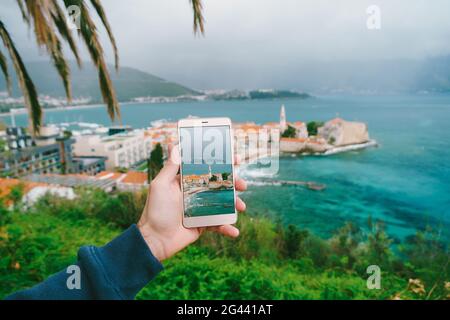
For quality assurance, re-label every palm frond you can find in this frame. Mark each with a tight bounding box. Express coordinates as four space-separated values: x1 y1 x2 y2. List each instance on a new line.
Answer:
0 20 42 134
89 0 119 71
50 38 72 101
50 0 82 67
63 0 120 121
16 0 30 23
24 0 73 101
0 48 12 95
190 0 205 35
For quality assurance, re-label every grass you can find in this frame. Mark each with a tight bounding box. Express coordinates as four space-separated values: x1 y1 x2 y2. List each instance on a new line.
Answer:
0 188 448 300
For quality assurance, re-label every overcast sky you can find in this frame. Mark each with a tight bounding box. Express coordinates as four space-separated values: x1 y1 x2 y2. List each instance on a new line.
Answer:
2 0 450 89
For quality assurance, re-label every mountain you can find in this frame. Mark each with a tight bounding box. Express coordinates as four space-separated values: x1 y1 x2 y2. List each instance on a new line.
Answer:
0 61 200 101
167 56 450 94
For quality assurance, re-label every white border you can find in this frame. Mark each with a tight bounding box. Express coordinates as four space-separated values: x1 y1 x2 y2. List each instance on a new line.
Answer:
178 117 237 228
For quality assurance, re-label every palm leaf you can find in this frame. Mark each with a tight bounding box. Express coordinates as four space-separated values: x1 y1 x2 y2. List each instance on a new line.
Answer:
50 0 82 67
50 39 72 101
0 20 42 134
0 48 12 95
63 0 120 121
23 0 73 101
89 0 119 71
16 0 30 23
190 0 205 35
4 0 204 132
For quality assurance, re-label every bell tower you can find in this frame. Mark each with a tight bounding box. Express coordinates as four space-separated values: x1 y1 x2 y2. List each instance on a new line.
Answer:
280 104 287 132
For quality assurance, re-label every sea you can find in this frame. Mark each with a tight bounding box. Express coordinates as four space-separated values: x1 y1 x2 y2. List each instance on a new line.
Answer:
2 94 450 241
186 189 235 217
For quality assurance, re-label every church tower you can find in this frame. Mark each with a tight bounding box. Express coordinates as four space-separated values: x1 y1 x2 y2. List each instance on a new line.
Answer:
280 104 287 132
208 164 212 179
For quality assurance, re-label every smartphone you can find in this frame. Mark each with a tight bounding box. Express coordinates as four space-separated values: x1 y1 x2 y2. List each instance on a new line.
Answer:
178 117 237 228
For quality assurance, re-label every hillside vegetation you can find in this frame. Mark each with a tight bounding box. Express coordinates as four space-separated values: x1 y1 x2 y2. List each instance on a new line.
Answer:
0 187 448 300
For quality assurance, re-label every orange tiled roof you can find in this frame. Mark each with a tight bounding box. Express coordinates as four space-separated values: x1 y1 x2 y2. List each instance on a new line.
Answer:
161 123 177 128
240 125 261 130
184 174 201 180
121 171 148 184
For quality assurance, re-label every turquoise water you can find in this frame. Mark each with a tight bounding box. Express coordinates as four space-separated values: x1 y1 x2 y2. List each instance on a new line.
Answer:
2 94 450 240
186 189 235 217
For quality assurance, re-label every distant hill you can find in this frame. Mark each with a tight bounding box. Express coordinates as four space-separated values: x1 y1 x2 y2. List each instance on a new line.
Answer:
248 90 310 99
207 89 311 101
0 61 200 101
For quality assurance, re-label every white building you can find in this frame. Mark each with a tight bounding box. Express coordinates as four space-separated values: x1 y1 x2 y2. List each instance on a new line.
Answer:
290 121 308 139
23 186 76 206
73 130 152 170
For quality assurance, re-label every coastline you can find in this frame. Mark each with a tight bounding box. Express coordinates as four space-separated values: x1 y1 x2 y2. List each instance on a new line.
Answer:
0 103 107 118
321 139 378 156
0 100 159 118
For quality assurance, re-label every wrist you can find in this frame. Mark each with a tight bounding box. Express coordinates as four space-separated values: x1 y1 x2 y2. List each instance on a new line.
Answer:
137 223 167 262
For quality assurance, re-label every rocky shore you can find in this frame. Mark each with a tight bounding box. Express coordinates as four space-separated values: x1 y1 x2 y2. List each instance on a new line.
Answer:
280 117 376 155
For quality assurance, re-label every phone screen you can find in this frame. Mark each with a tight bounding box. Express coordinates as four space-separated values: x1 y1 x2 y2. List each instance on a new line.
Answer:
179 125 235 217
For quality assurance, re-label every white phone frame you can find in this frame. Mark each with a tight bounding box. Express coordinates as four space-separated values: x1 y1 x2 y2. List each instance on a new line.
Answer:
178 117 237 228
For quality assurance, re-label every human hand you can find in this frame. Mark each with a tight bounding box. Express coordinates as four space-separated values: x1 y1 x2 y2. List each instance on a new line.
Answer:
137 145 247 261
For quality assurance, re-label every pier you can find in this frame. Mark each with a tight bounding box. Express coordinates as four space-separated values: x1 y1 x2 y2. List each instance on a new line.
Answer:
251 179 326 191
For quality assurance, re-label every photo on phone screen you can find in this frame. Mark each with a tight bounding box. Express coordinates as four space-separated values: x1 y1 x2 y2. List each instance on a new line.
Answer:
180 125 235 217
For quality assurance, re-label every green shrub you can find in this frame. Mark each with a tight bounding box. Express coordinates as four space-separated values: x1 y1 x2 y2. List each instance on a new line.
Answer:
0 188 448 300
281 125 296 138
307 121 324 136
0 211 118 298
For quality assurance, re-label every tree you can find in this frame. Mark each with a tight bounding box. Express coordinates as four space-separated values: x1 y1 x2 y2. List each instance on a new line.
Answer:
148 143 164 182
116 167 128 174
283 224 309 259
63 130 72 139
0 138 6 153
281 125 296 138
0 198 10 227
209 175 218 182
307 121 324 136
365 219 393 267
0 0 205 135
330 222 362 268
221 172 230 181
8 183 24 210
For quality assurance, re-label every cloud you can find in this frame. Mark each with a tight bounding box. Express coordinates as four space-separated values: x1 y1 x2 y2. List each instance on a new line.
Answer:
1 0 450 89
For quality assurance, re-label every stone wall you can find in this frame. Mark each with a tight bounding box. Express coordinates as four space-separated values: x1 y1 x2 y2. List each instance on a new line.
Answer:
318 119 369 146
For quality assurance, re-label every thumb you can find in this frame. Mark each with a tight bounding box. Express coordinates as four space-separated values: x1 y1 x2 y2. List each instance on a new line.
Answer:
158 144 180 179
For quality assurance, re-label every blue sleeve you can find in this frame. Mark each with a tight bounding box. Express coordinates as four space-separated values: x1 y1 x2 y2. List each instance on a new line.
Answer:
5 224 163 300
